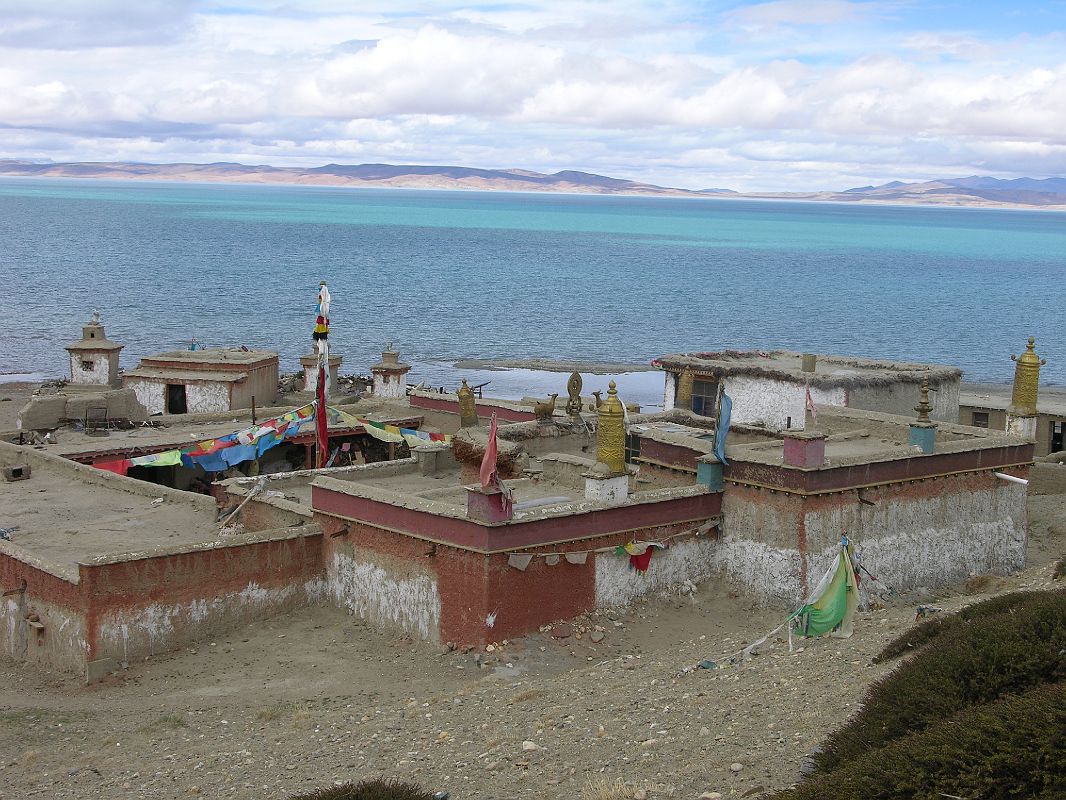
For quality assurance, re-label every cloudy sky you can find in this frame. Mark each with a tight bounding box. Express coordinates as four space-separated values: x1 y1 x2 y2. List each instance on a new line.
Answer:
1 0 1064 190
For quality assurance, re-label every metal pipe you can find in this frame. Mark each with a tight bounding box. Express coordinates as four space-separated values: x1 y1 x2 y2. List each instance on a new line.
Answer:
994 471 1029 486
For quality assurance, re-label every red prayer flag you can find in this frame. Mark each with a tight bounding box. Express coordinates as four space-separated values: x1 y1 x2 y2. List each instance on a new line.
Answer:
480 413 499 491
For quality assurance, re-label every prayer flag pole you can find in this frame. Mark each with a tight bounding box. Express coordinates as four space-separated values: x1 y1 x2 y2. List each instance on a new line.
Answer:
313 281 331 468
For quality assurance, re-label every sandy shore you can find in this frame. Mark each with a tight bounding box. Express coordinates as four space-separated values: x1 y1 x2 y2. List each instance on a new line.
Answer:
453 358 656 374
0 381 36 430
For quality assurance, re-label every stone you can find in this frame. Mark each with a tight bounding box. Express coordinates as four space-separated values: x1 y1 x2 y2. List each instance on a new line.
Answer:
590 631 605 643
551 623 572 639
730 762 744 773
633 790 648 800
699 793 723 800
521 740 539 752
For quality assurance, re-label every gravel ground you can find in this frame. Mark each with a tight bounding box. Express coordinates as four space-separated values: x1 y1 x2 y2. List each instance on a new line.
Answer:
0 504 1062 800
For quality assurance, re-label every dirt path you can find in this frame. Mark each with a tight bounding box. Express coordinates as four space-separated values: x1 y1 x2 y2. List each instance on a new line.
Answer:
0 509 1062 800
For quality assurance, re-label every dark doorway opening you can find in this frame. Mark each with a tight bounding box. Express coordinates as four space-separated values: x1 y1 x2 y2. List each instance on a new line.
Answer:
1051 420 1064 454
166 383 188 415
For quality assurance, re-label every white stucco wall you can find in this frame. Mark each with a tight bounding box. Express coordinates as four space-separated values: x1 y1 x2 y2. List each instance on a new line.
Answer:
319 550 441 642
124 379 229 415
723 376 845 431
126 379 165 415
373 371 408 399
185 381 230 413
595 536 718 608
802 481 1027 596
847 379 961 423
662 371 677 411
69 352 112 385
716 477 1027 607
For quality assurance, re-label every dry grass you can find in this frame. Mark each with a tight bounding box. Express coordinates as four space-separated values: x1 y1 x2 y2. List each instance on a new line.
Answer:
580 776 633 800
509 688 546 704
964 574 997 594
255 700 311 727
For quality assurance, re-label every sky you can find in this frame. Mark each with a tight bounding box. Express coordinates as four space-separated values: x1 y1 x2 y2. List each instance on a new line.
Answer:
1 0 1065 190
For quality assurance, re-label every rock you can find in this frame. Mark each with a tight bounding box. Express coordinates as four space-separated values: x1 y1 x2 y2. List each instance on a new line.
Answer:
730 762 744 773
485 644 496 652
699 793 723 800
699 726 711 736
551 623 572 639
590 631 605 643
633 790 648 800
521 740 539 752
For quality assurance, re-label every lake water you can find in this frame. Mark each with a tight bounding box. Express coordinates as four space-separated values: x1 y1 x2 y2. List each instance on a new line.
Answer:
1 177 1063 407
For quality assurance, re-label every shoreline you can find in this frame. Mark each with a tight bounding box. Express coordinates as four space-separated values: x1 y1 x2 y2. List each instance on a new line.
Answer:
451 358 656 374
2 173 1064 213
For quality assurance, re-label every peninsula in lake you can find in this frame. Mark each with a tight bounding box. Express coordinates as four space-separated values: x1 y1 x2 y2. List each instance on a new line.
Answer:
2 159 1064 210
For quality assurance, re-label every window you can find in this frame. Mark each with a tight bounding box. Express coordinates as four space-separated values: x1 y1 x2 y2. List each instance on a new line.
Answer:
625 433 641 463
691 379 719 416
81 360 94 371
1051 421 1064 454
971 411 989 429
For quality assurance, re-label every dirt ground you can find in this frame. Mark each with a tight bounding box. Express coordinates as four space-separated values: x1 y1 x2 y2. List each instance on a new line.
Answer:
0 501 1062 800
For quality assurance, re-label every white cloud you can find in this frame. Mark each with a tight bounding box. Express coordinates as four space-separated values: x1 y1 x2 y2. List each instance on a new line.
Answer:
0 1 1064 189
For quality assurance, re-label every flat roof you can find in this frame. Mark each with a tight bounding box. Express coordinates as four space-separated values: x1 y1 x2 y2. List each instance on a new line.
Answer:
0 464 216 566
123 367 248 383
960 383 1066 418
141 348 278 366
724 405 1026 469
653 350 961 389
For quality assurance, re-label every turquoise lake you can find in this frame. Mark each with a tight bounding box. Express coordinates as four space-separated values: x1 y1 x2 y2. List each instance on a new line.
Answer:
1 177 1063 396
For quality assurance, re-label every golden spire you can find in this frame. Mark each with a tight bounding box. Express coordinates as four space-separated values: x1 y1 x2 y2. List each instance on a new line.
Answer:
914 377 933 423
596 380 626 476
1010 336 1046 416
457 379 478 428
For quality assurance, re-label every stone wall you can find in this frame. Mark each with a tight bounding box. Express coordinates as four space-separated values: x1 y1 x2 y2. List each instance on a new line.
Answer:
716 471 1026 606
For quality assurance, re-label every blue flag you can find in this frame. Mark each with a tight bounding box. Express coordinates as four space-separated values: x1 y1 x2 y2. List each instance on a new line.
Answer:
714 393 732 466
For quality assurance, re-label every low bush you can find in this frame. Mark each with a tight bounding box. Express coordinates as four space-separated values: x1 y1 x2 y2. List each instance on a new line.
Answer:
817 588 1065 772
873 589 1056 663
290 778 438 800
766 681 1066 800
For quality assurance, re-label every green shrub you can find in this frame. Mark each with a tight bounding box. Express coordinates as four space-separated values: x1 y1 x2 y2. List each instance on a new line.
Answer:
766 681 1066 800
874 589 1053 663
816 589 1065 772
290 778 438 800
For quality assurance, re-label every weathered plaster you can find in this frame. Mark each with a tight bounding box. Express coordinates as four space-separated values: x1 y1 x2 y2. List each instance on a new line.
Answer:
317 550 441 642
185 381 230 414
662 371 677 412
69 352 111 385
127 379 165 416
2 595 88 675
594 536 717 608
373 371 408 399
94 580 305 663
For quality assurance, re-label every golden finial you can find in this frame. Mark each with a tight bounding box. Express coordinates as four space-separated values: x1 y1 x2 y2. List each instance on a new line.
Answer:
914 378 933 423
1010 336 1046 416
596 380 626 476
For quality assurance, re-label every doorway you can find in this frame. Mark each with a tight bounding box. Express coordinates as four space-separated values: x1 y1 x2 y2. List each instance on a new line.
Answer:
166 383 188 415
1051 420 1064 455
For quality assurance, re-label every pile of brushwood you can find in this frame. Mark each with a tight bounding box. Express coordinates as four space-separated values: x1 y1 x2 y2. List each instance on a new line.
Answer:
767 589 1065 799
291 779 438 800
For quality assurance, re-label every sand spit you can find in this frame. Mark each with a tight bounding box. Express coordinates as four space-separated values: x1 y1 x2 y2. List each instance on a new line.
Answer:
453 358 656 374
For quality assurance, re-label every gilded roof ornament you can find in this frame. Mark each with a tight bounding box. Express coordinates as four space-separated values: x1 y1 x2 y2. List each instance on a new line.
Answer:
1010 336 1046 416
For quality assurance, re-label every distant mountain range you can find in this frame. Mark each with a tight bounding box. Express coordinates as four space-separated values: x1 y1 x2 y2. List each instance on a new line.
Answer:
1 159 1064 209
